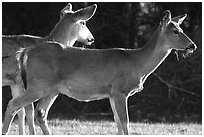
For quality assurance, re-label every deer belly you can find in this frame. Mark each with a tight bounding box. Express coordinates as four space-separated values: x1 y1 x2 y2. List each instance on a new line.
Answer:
57 81 110 101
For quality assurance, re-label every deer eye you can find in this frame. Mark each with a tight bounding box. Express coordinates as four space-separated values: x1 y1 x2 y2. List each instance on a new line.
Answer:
173 30 179 35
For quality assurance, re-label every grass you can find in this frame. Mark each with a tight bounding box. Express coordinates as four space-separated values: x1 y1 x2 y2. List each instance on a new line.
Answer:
7 119 202 135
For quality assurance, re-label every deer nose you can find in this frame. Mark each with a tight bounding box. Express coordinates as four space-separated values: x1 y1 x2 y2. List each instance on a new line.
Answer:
88 38 95 43
189 43 197 50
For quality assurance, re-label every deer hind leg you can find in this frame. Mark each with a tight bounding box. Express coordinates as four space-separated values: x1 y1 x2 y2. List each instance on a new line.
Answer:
24 103 35 135
11 84 36 135
35 91 58 135
10 85 25 135
109 93 129 135
2 87 44 135
17 108 25 135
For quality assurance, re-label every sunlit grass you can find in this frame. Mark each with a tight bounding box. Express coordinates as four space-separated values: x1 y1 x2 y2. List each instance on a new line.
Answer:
7 119 202 135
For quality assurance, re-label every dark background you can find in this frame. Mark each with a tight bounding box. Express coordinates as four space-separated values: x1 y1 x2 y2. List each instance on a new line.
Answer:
2 2 202 123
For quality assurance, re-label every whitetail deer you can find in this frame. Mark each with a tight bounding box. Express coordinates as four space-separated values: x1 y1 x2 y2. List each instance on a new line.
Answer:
2 10 196 135
2 3 96 135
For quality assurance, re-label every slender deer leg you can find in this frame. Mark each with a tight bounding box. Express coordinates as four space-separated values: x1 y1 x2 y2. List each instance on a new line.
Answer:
35 91 58 135
16 108 25 135
2 88 44 135
109 93 129 135
10 85 25 135
24 103 35 135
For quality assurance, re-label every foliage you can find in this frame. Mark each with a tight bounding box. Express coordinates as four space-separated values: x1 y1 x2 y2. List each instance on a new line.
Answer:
2 2 202 123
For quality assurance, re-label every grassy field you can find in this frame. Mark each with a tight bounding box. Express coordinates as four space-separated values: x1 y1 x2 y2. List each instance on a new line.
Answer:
7 119 202 135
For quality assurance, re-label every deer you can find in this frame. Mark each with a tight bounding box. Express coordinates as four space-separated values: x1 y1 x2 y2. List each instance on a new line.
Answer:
2 10 196 135
2 3 97 135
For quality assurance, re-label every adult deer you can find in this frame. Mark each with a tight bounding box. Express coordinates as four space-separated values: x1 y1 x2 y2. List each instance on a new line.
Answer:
2 3 96 135
3 10 196 135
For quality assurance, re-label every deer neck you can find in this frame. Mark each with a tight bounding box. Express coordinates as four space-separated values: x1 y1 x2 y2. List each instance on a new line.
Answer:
133 27 171 83
45 19 76 47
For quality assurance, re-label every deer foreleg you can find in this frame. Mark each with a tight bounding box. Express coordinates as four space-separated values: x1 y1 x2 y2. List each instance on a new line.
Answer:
109 93 129 135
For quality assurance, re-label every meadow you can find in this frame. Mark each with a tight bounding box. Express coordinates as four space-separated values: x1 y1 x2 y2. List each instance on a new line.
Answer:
7 119 202 135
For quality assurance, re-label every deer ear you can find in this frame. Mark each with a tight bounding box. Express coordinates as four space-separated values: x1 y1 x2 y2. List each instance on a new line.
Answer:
61 3 72 14
74 4 97 21
161 10 171 25
172 14 187 25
